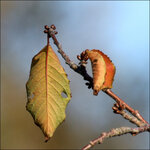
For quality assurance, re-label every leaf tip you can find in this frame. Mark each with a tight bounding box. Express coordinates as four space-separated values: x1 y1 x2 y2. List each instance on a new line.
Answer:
45 136 50 142
93 90 98 96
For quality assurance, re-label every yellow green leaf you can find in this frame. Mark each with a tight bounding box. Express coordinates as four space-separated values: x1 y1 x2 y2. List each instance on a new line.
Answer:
26 45 71 141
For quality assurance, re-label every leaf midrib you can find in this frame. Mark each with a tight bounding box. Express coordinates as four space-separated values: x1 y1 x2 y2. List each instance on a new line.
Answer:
45 45 50 134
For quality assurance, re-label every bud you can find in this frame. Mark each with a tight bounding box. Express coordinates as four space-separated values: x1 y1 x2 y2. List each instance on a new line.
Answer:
44 30 48 33
51 24 56 30
44 25 49 30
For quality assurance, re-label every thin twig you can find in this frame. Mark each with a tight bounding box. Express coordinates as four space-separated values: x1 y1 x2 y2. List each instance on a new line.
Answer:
116 110 146 127
46 24 149 124
48 25 93 85
104 89 148 124
82 124 150 150
44 24 150 149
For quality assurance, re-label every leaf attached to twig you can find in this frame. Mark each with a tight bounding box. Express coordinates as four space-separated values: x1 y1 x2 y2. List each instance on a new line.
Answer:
26 45 71 141
85 49 116 95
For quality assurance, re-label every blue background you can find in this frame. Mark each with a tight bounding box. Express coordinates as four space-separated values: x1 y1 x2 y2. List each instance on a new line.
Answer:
1 1 149 149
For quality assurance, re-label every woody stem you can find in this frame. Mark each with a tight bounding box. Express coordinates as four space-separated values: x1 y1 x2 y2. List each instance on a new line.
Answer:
104 89 148 124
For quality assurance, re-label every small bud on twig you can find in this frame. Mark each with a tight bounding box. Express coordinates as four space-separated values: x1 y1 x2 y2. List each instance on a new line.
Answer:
44 25 49 30
51 24 56 30
44 30 48 33
54 31 58 35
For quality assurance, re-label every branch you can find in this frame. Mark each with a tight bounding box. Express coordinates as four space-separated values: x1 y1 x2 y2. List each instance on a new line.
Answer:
44 24 150 149
45 24 149 124
113 109 146 127
104 89 148 124
82 110 149 150
82 124 150 150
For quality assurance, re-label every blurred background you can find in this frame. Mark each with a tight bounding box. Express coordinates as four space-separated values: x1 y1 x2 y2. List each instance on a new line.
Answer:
1 1 149 149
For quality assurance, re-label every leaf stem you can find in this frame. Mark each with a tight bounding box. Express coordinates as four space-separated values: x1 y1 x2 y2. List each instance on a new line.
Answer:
47 34 49 46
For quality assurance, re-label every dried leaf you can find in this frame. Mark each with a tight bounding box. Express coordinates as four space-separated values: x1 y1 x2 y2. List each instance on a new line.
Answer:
85 50 106 95
92 50 116 89
26 45 71 141
85 49 116 95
